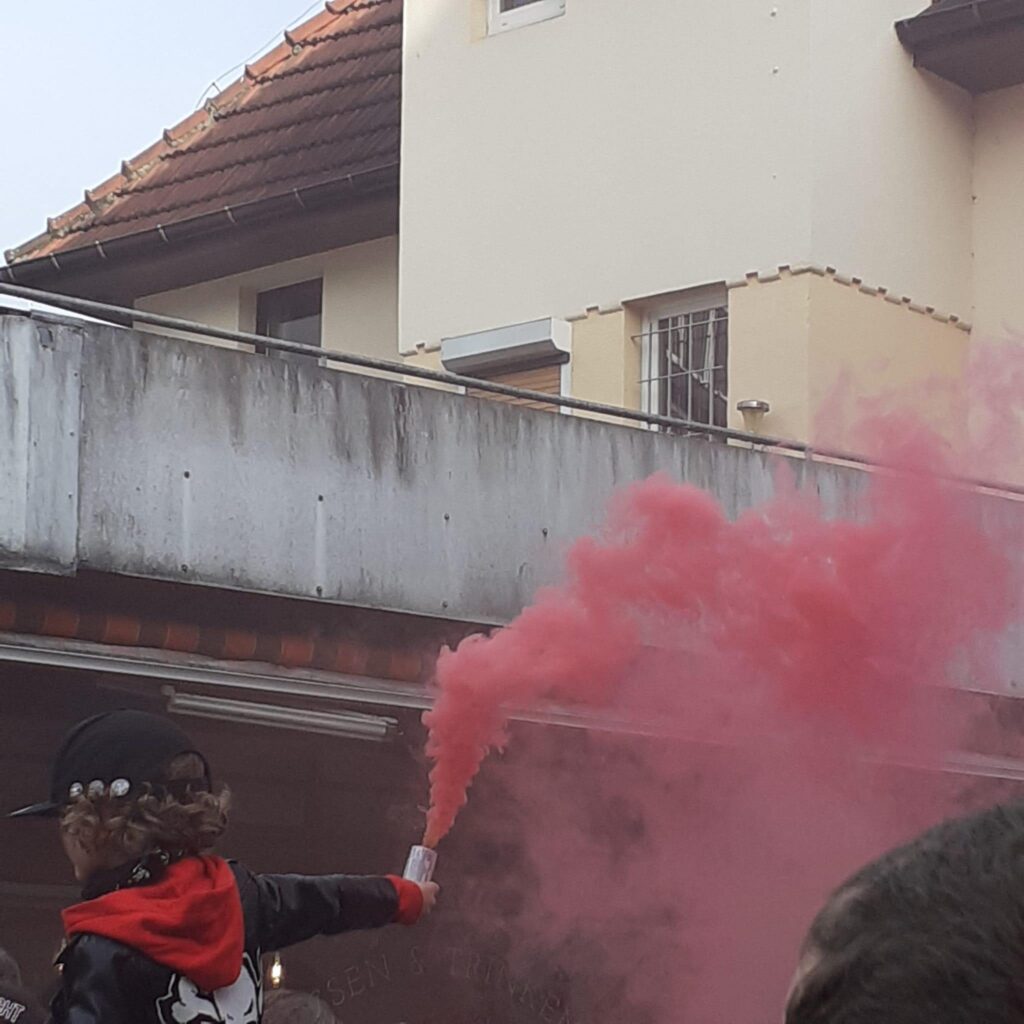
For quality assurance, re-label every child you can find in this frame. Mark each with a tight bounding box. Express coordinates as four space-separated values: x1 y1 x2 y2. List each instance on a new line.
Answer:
8 709 438 1024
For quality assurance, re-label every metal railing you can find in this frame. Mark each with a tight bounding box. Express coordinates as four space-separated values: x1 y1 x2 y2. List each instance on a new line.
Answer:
2 280 1023 500
0 281 804 447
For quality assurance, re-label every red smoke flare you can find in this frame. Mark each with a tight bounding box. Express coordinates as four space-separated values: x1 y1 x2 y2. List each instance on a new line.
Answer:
422 423 1017 851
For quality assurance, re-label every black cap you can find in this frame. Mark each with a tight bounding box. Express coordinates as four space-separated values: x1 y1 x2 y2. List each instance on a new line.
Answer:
8 710 209 818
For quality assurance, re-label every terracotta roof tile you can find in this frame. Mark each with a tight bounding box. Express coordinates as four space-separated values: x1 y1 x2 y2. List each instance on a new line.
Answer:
286 6 344 45
7 0 402 265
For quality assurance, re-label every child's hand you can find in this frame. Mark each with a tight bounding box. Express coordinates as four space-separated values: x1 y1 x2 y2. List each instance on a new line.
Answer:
418 881 439 916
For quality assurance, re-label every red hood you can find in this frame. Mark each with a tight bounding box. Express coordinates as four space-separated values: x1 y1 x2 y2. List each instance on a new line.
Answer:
62 855 244 992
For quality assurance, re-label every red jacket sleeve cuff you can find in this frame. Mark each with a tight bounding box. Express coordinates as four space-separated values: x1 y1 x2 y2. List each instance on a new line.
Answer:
386 875 424 925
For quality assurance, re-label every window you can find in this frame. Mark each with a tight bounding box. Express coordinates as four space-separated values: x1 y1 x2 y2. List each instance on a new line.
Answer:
639 294 729 432
255 279 323 357
488 0 565 35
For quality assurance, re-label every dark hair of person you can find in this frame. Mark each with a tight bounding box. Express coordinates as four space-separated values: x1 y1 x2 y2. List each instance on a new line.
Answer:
786 801 1024 1023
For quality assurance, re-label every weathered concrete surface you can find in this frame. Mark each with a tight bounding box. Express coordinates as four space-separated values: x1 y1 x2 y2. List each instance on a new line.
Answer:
0 315 80 572
0 312 1019 633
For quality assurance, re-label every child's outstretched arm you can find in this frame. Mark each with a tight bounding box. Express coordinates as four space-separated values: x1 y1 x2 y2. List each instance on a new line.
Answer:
231 863 438 952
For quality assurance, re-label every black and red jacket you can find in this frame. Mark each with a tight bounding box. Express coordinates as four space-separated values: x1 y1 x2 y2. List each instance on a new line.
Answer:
50 856 422 1024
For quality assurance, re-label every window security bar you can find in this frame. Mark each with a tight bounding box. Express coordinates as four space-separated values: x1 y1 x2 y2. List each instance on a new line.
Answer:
638 306 729 434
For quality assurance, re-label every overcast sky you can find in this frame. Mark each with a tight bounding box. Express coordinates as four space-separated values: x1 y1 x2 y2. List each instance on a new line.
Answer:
0 1 321 263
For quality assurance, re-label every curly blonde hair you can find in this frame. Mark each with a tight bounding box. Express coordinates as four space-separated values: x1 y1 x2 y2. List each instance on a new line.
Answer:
59 753 229 862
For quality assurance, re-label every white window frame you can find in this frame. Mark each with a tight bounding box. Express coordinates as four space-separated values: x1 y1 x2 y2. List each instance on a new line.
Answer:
487 0 566 36
640 285 729 430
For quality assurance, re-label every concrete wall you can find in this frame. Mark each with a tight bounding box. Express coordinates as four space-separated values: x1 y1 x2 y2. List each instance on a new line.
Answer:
399 0 975 356
3 311 1017 630
0 315 80 572
139 235 399 359
973 84 1024 340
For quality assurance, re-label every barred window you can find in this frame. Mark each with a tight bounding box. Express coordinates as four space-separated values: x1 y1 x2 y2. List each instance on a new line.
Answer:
639 302 728 432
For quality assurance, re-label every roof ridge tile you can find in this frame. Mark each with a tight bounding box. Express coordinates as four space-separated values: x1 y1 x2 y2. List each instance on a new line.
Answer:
244 38 300 81
249 31 401 86
205 77 253 117
327 0 396 13
286 6 347 46
299 10 401 48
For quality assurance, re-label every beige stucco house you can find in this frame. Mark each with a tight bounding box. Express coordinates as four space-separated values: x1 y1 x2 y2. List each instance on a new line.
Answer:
3 0 1023 446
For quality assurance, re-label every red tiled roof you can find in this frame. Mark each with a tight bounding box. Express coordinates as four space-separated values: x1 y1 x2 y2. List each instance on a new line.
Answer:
6 0 402 265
